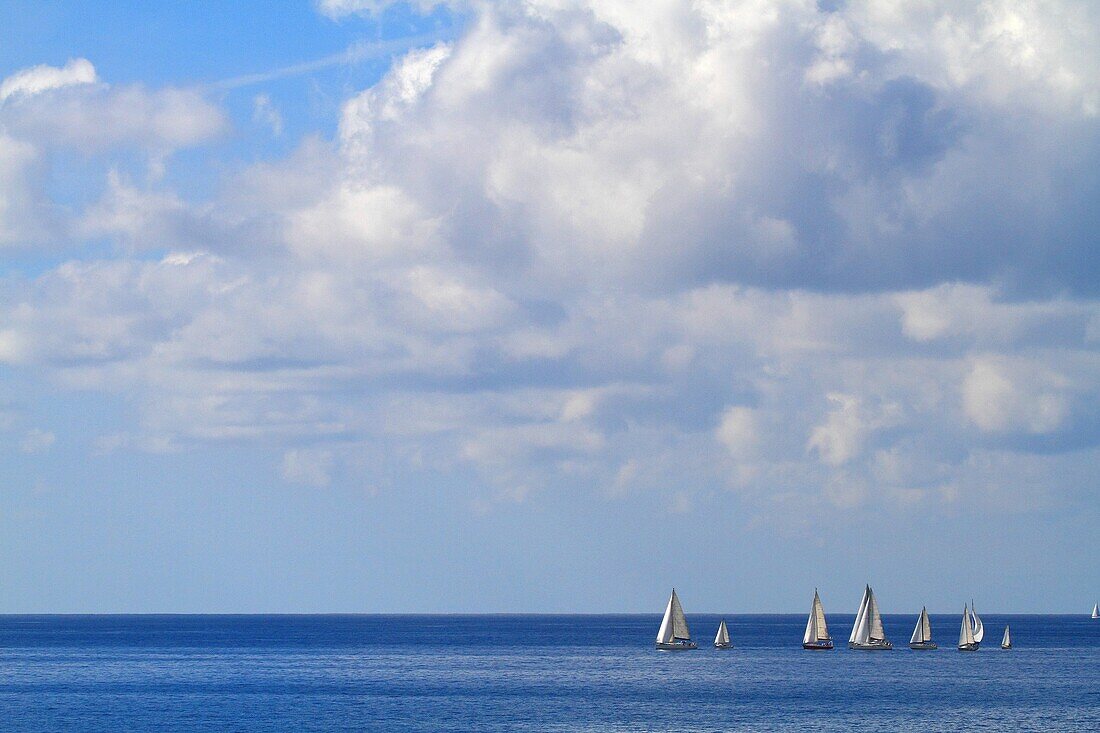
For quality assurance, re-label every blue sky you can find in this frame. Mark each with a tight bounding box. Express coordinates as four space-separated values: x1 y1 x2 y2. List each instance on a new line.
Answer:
0 0 1098 614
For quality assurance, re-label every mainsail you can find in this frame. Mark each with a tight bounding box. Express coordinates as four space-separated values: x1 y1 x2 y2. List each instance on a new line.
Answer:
959 604 976 647
715 620 730 646
868 591 885 641
969 601 985 643
1093 603 1099 619
909 607 932 645
803 589 831 644
1001 624 1011 648
656 589 692 644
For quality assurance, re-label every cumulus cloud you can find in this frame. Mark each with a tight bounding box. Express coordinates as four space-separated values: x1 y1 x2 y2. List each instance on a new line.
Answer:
0 58 227 251
2 1 1100 523
1 83 226 155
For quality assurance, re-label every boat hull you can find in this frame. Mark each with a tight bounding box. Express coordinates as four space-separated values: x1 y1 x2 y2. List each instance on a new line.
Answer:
957 643 979 652
802 640 834 650
908 642 937 650
1001 644 1012 650
849 641 893 651
656 641 698 651
714 643 732 649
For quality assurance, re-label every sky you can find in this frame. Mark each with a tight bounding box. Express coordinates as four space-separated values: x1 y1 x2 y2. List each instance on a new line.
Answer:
0 0 1098 614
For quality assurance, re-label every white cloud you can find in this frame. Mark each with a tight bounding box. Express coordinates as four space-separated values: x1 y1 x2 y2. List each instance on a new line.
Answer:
716 406 760 458
808 393 868 467
1 1 1099 523
0 58 97 101
962 357 1069 433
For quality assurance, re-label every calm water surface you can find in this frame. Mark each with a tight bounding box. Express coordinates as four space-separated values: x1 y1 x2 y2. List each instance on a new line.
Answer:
1 614 1098 731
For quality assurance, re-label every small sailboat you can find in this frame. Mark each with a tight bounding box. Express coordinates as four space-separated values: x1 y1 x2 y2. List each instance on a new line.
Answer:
714 619 731 649
849 585 892 650
1092 603 1099 619
969 600 984 646
655 589 698 650
958 604 979 651
1001 624 1012 650
908 606 937 650
802 589 834 650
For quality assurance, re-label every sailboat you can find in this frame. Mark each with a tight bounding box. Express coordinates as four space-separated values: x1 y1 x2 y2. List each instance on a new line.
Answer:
802 589 834 650
1001 624 1012 650
908 606 936 650
958 604 979 651
714 619 731 649
969 601 985 645
1092 603 1099 619
849 585 892 650
655 589 697 650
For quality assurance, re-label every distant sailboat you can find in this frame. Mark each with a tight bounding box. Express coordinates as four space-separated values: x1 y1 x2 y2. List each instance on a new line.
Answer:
969 600 984 645
849 585 892 650
1092 603 1099 619
714 619 731 649
655 589 698 650
908 606 937 650
802 589 834 650
1001 624 1012 650
958 604 979 651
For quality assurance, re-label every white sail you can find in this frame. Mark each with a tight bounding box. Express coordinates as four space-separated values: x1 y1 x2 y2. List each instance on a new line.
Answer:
715 620 730 646
849 586 870 643
1001 624 1011 648
867 588 886 641
910 607 931 644
1092 603 1099 619
853 602 870 644
970 601 984 643
804 590 830 644
656 590 678 643
813 591 829 640
959 604 975 647
670 591 690 640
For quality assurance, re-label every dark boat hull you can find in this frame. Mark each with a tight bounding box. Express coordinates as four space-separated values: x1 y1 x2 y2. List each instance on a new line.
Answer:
656 641 698 650
803 641 834 650
909 642 938 650
958 643 979 652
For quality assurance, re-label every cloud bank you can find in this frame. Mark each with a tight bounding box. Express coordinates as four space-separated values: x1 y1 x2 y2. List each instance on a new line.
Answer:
1 1 1099 524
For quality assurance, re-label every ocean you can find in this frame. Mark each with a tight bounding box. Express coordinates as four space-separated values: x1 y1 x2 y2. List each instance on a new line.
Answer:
1 614 1097 731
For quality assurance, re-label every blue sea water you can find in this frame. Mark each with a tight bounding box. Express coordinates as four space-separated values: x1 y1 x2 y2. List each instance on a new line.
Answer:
0 614 1098 731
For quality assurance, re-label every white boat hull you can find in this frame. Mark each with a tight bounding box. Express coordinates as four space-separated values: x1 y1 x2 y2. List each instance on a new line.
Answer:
656 641 698 650
909 642 937 650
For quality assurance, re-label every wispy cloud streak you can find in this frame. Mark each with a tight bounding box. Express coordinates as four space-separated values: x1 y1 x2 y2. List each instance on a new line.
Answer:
209 33 452 91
